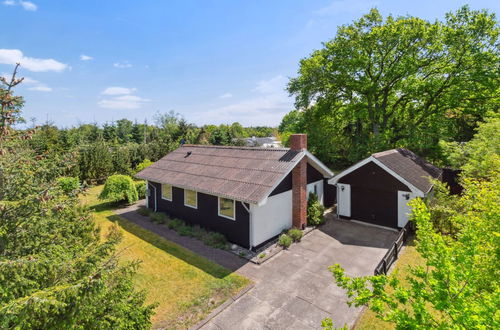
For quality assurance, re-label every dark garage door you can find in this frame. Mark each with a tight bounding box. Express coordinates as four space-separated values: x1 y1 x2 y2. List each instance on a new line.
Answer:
350 186 397 228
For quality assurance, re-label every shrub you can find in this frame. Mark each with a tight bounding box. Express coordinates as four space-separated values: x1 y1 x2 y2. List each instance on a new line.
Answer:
202 232 229 250
57 176 79 195
137 206 151 216
150 212 167 224
192 225 207 240
177 224 194 236
278 234 292 249
135 159 153 174
307 192 325 226
259 253 266 259
167 218 184 230
99 174 138 204
135 181 147 199
288 228 303 242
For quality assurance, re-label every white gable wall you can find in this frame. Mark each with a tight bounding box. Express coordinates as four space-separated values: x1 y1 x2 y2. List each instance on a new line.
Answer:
250 190 292 247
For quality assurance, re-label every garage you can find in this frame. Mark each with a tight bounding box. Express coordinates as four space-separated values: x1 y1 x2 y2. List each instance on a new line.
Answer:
330 149 442 229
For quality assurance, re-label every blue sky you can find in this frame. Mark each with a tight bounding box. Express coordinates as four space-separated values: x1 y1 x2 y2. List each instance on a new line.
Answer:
1 0 498 127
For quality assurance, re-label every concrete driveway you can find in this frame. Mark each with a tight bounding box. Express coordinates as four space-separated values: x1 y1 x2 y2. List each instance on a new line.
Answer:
201 218 398 330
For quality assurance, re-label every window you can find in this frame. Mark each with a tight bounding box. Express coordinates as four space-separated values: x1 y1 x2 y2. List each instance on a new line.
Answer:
161 184 172 201
184 189 197 208
218 197 235 220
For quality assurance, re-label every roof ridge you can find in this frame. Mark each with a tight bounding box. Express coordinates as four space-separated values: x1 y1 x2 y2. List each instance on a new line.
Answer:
181 144 290 152
171 149 302 162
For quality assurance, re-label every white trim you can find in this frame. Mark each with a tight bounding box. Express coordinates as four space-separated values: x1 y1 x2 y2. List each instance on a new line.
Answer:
148 182 157 212
184 189 198 209
328 156 424 197
218 197 236 220
305 150 334 177
161 183 173 201
146 180 149 208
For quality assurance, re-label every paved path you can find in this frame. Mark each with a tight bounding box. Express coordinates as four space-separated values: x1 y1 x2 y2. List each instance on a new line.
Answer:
202 219 397 330
115 203 397 329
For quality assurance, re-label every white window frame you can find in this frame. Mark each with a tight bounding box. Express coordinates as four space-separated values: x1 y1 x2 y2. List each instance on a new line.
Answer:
218 197 236 220
184 189 198 209
161 183 172 201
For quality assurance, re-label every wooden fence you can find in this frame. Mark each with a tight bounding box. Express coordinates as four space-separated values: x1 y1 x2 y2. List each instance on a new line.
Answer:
374 222 415 275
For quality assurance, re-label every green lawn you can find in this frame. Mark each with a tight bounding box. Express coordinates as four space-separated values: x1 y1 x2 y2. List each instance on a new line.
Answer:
81 185 250 329
354 239 426 329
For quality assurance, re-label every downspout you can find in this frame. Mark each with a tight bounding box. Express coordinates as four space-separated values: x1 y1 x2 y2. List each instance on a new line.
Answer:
241 202 252 251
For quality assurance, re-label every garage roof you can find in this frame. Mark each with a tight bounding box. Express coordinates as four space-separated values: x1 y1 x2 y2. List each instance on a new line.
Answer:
329 148 442 195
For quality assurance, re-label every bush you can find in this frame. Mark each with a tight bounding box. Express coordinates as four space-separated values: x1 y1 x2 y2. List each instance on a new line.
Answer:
135 159 153 174
177 224 194 236
135 181 147 199
137 206 151 216
192 225 207 240
202 232 229 250
99 174 138 204
288 228 303 242
259 252 266 259
278 234 293 249
57 176 80 195
307 192 325 226
167 218 184 230
150 212 167 224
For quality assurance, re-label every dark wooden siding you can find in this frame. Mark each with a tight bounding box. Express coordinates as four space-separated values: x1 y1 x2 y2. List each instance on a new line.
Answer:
148 182 250 248
323 178 336 207
269 163 324 197
338 161 410 228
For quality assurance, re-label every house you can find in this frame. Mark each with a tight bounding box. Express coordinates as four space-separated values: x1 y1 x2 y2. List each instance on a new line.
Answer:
328 148 442 229
244 136 282 148
135 134 333 249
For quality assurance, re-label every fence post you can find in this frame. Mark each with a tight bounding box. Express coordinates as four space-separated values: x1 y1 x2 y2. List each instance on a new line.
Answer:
394 242 398 259
383 259 387 275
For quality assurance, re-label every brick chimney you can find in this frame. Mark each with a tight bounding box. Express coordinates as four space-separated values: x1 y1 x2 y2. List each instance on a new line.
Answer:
290 134 307 229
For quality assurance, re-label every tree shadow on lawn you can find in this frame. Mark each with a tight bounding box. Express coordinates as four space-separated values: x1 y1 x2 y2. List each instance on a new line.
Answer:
105 212 239 280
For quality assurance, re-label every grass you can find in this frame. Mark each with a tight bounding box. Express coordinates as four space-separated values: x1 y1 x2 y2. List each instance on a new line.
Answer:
80 186 250 329
354 239 426 329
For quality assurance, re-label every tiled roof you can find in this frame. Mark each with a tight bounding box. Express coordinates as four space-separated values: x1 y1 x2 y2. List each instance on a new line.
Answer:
373 148 442 193
135 145 307 204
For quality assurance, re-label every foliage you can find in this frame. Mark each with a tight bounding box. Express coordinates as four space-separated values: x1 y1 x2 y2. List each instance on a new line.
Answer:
259 253 266 259
150 212 167 224
99 174 138 204
307 193 325 226
137 205 152 217
201 232 229 250
78 140 113 184
136 181 147 199
56 176 80 195
285 6 499 167
288 228 303 242
178 224 194 236
0 64 24 142
136 158 153 173
278 234 293 249
167 218 184 230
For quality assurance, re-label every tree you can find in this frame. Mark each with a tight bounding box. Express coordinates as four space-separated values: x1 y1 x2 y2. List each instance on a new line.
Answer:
0 64 24 145
286 6 499 167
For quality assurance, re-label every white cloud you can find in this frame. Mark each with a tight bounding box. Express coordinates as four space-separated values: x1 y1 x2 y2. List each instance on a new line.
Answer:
19 1 36 11
101 86 137 95
80 54 93 61
316 0 378 15
193 75 293 126
219 92 233 99
3 1 37 11
0 49 67 72
113 61 132 68
98 95 150 110
28 85 52 92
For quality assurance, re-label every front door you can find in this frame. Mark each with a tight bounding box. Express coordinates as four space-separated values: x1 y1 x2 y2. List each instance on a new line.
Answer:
337 183 351 217
397 191 416 228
